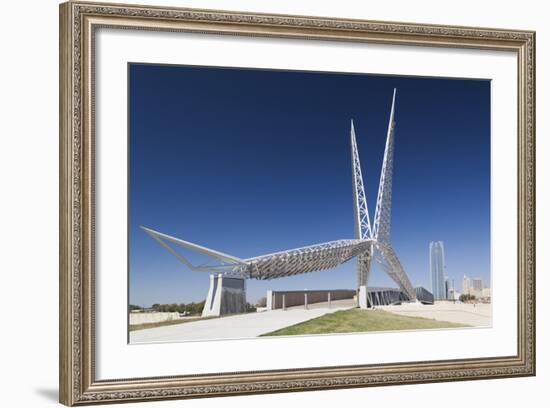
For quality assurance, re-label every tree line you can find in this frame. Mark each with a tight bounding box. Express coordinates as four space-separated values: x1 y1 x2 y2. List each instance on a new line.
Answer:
130 300 258 314
459 294 477 302
130 301 206 315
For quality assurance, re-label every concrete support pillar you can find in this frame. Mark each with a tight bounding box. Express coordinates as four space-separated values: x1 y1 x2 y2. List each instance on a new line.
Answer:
202 274 246 317
282 294 286 311
266 290 273 311
358 285 369 309
328 292 331 309
304 293 308 309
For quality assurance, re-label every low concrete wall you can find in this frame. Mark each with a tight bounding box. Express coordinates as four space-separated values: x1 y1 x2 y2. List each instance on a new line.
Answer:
129 312 180 325
267 289 355 310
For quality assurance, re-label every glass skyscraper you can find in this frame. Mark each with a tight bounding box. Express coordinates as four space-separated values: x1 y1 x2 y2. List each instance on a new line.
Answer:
429 241 446 300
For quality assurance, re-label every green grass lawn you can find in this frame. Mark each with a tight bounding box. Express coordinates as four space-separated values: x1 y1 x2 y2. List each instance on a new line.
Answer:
261 308 467 336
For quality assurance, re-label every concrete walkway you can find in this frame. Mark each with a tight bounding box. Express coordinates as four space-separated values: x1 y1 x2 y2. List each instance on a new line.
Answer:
378 302 492 327
130 305 352 344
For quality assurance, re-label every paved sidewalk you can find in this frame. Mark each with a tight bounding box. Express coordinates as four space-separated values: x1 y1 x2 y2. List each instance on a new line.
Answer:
130 305 352 344
378 302 492 327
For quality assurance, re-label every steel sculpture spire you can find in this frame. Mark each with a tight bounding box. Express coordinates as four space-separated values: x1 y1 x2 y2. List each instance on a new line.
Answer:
350 120 374 288
350 120 373 240
373 88 396 244
350 88 415 299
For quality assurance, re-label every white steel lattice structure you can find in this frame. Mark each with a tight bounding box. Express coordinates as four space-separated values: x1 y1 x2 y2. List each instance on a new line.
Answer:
142 88 416 302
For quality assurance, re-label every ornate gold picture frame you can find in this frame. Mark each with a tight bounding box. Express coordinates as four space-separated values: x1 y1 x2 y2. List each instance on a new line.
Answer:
59 1 535 405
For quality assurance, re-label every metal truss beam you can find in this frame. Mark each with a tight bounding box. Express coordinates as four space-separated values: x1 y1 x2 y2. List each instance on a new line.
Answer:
143 226 371 280
374 242 416 299
242 239 372 280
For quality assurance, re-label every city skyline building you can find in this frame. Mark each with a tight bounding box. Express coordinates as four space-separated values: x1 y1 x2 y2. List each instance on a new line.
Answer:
472 278 483 291
445 276 454 300
481 287 492 301
471 278 483 298
430 241 446 300
463 274 471 295
462 275 487 299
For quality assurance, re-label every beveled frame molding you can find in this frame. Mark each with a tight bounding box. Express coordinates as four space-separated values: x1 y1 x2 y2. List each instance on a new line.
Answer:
59 1 535 405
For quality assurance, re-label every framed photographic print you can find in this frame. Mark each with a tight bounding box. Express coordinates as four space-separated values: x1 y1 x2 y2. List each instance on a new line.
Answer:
59 1 536 405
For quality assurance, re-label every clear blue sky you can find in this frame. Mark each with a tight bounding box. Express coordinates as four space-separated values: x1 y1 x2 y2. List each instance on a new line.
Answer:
128 63 491 307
